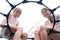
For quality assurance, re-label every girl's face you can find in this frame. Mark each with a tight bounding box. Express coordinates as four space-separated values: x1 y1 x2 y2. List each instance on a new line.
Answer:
42 9 51 18
13 8 22 18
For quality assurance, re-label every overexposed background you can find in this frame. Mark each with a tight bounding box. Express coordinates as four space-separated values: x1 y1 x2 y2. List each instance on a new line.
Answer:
0 0 60 40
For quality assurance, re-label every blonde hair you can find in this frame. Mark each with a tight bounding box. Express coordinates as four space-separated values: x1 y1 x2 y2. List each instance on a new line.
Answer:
13 8 22 13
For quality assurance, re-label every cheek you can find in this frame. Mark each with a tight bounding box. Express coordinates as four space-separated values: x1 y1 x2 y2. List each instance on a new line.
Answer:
14 12 17 15
44 13 47 16
43 13 49 17
47 13 50 16
17 13 20 15
15 12 19 15
47 11 51 15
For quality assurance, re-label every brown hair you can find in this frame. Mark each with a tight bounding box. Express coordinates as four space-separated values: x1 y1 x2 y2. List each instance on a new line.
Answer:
41 8 51 14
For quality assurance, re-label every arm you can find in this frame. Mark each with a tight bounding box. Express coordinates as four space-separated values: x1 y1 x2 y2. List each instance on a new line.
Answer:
0 18 6 28
45 20 53 33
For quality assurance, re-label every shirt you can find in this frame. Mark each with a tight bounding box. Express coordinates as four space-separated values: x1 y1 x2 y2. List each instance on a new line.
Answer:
0 13 18 39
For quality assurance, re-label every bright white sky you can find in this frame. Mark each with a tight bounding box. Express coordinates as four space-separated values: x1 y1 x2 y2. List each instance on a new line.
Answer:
0 0 60 40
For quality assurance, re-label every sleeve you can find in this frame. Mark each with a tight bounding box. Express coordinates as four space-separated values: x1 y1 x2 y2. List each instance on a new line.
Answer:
1 18 7 25
0 18 7 28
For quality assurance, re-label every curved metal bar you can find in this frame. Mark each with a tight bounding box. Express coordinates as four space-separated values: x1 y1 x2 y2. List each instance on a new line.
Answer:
0 12 7 17
28 38 34 40
6 0 14 7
